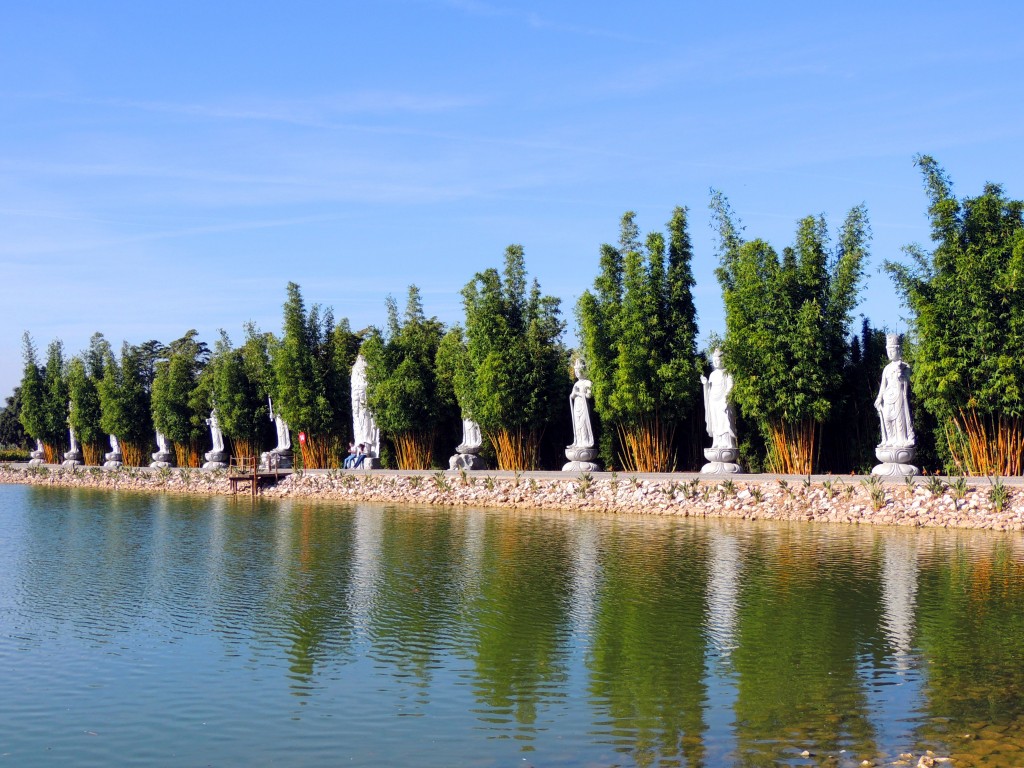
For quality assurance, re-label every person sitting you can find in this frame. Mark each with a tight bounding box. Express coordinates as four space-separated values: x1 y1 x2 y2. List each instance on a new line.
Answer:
352 444 367 468
343 442 357 469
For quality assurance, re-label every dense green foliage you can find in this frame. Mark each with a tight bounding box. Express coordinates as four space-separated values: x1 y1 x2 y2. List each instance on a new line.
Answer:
885 156 1024 473
67 333 109 451
17 334 49 447
270 282 359 466
0 387 29 448
150 331 210 462
361 286 456 468
577 208 701 470
98 341 154 447
710 192 870 472
454 246 567 469
207 325 273 455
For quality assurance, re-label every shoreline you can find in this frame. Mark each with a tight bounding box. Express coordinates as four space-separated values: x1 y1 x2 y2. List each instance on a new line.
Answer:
3 464 1024 531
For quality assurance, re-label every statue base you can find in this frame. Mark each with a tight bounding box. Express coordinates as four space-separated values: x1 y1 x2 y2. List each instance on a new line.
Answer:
62 450 83 468
700 461 742 475
562 460 602 472
872 462 919 477
701 446 741 475
261 449 293 470
872 444 918 477
150 451 175 469
104 451 123 468
28 459 45 466
563 446 601 472
450 453 485 471
203 450 229 470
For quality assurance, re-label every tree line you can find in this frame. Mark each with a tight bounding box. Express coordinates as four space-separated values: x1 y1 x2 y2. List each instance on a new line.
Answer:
7 156 1023 475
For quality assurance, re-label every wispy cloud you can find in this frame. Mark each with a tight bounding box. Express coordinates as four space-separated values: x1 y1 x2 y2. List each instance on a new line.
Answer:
6 90 482 128
436 0 653 44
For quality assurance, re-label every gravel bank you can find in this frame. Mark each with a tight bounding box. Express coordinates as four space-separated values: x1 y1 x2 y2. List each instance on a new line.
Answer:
3 463 1023 531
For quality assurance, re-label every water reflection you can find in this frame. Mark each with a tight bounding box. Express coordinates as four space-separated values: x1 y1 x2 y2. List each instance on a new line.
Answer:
4 485 1024 766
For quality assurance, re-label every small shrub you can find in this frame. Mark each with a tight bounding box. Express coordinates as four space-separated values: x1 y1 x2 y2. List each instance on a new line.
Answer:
989 476 1010 512
951 476 969 501
484 476 496 491
862 476 886 510
925 476 946 497
432 472 452 492
751 487 764 503
576 472 594 497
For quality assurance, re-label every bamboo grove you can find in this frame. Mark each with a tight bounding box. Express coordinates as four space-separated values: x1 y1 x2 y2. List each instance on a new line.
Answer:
11 158 1024 475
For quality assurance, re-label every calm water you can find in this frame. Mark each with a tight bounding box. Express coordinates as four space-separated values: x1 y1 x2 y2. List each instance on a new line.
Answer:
2 486 1024 767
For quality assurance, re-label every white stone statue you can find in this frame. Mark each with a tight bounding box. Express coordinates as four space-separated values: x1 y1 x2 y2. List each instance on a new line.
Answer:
450 417 485 470
29 438 45 466
875 335 915 447
563 358 600 472
701 348 737 449
260 396 294 470
103 433 123 468
63 402 83 467
202 408 228 469
269 397 292 452
568 358 595 449
458 418 482 454
700 348 741 474
873 334 918 477
150 431 175 468
206 409 225 454
350 354 380 466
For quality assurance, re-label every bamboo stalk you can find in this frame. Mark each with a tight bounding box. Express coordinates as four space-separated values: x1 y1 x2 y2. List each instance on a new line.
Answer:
616 415 675 473
487 427 539 470
946 411 1024 476
120 442 145 467
82 441 105 466
43 443 60 464
766 419 816 474
394 431 434 470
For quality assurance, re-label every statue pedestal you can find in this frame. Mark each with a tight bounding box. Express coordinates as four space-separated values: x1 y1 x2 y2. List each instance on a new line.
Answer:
62 449 83 468
872 445 918 477
563 445 601 472
261 449 293 470
150 450 175 469
29 447 45 466
103 451 123 469
202 450 229 470
449 451 485 470
700 447 742 475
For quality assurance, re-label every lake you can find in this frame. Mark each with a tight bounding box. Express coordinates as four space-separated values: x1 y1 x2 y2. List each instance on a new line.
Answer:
1 484 1023 766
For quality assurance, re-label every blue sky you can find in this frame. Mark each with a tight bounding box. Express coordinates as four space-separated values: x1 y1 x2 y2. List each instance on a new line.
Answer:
2 1 1023 398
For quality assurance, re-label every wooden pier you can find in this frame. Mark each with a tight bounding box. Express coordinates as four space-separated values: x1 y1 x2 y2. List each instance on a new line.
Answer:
227 457 289 497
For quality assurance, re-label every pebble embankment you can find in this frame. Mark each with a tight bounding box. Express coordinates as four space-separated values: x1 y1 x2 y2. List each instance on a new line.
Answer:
3 463 1024 531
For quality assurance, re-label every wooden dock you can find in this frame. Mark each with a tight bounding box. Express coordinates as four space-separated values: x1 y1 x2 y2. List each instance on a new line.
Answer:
227 457 289 497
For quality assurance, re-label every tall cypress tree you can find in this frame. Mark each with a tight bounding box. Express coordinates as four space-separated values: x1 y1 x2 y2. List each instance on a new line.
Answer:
270 282 357 468
18 333 58 461
456 246 566 470
885 155 1024 474
577 208 702 471
98 342 154 466
67 335 108 465
362 286 455 469
711 192 869 473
